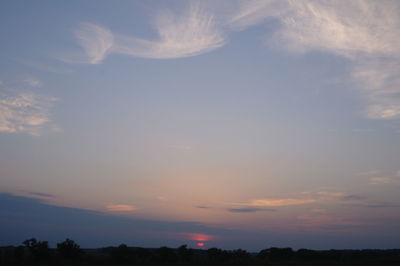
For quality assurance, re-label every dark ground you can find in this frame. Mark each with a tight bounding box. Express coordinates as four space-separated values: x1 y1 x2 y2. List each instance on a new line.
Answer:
1 240 400 265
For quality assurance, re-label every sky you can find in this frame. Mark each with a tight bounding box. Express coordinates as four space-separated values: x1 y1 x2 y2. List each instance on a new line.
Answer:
1 0 400 251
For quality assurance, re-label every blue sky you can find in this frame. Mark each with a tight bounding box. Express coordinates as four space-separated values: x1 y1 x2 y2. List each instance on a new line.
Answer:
1 0 400 250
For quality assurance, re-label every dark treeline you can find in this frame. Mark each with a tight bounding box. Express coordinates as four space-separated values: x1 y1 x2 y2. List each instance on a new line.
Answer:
1 238 400 265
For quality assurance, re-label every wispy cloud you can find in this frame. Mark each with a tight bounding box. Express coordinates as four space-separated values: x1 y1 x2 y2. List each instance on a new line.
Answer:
272 1 400 57
369 170 400 185
68 3 225 63
23 76 43 87
64 1 400 121
272 0 400 120
226 207 275 213
227 0 400 121
105 204 137 212
114 3 226 59
73 22 114 64
227 0 286 30
0 90 59 136
303 189 368 204
238 198 316 207
26 191 56 198
352 59 400 119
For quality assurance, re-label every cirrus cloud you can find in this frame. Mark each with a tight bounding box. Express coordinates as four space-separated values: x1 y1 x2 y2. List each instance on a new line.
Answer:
68 3 225 63
64 0 400 121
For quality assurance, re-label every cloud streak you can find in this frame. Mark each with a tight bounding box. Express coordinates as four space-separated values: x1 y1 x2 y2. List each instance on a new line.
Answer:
369 170 400 185
227 0 286 30
105 204 138 212
226 207 276 213
237 198 316 207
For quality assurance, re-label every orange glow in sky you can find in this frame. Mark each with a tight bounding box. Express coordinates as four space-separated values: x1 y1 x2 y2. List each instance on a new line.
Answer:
185 233 215 241
197 242 205 247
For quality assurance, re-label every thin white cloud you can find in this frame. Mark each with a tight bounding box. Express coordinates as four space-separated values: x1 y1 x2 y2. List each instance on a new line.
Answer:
272 1 400 58
74 22 114 64
352 59 400 119
23 76 43 87
105 204 137 212
69 3 225 62
228 0 400 121
227 0 286 30
113 3 226 59
64 1 400 121
0 90 58 136
272 0 400 120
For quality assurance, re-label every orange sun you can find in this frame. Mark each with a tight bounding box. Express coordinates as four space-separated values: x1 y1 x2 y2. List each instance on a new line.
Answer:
197 242 205 247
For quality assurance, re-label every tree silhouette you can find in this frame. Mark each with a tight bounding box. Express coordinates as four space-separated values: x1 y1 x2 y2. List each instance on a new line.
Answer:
57 238 83 260
110 244 132 263
178 244 193 261
22 238 50 261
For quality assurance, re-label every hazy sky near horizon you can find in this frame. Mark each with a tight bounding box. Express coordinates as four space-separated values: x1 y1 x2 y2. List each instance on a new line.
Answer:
1 0 400 249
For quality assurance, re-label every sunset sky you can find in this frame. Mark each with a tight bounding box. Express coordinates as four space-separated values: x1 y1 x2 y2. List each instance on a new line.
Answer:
1 0 400 250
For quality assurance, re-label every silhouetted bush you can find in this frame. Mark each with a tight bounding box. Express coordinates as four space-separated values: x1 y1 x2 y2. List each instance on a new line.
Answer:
269 247 294 260
207 247 230 262
177 244 194 262
152 246 178 264
296 248 320 260
110 243 135 263
57 238 84 260
23 238 51 262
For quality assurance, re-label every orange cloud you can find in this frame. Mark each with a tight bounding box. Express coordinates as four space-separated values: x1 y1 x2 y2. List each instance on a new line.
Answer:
246 198 316 207
105 204 137 212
